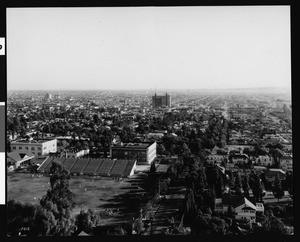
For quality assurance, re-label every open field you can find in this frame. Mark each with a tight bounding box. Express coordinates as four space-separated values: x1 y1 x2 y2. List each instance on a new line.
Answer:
7 172 147 225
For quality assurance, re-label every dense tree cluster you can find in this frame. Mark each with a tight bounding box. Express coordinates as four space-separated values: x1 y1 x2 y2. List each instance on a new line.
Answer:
7 162 102 236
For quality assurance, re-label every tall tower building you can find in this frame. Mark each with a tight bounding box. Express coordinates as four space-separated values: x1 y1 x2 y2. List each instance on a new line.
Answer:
44 93 52 102
152 93 171 109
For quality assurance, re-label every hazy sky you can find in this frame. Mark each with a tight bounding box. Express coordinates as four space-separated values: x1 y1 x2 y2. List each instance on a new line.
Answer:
7 6 291 90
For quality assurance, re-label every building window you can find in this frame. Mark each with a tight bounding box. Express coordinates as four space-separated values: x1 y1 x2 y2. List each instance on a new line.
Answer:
38 147 42 151
25 147 28 150
38 152 41 156
19 147 22 149
13 147 16 150
31 147 34 150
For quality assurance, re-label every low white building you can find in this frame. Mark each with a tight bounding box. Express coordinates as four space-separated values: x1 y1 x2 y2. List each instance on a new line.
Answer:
11 138 57 157
66 149 90 158
231 154 249 165
255 155 273 167
147 133 164 139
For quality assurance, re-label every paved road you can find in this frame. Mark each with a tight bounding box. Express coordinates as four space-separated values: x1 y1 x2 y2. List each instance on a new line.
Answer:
150 187 186 235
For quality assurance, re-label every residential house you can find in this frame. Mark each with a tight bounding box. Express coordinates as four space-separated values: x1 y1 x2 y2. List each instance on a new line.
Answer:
206 154 225 165
280 155 293 171
147 132 165 140
230 154 249 165
255 155 273 167
215 194 264 223
264 169 286 184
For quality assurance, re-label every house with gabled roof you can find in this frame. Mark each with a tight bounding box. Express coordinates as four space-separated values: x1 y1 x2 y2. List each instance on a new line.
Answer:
215 194 264 223
233 197 257 222
7 150 35 169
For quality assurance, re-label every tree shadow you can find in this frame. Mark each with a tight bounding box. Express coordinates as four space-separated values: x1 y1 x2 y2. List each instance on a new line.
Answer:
96 174 151 224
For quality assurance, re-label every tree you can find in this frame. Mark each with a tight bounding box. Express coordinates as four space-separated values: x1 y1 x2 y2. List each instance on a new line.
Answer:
184 188 197 215
269 148 284 168
190 214 210 235
234 172 243 196
7 199 37 236
132 217 144 234
32 206 57 236
189 138 203 155
272 174 284 202
93 114 100 125
43 123 51 134
209 216 228 235
162 135 178 155
203 138 215 150
285 172 293 198
262 214 288 235
156 143 166 155
75 209 101 234
39 161 76 235
182 143 192 157
196 167 207 194
250 174 264 202
242 174 251 198
150 162 156 173
191 214 228 235
203 188 216 211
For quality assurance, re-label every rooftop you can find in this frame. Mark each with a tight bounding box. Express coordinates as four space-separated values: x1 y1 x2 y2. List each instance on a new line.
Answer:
12 138 56 144
112 142 155 149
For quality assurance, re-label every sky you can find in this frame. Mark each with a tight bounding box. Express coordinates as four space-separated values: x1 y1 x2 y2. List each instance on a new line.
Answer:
7 6 291 91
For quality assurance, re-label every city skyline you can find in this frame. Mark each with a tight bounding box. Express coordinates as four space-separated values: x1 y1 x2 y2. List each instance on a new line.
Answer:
7 6 291 91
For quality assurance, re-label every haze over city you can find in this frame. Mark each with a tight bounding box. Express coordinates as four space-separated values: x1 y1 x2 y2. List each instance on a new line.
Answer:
7 6 291 91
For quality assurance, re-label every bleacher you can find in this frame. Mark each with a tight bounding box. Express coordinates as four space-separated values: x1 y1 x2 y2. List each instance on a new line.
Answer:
83 158 103 175
37 156 54 172
123 160 136 177
97 159 115 176
110 160 129 177
45 157 66 173
71 158 91 174
62 157 78 171
37 157 136 178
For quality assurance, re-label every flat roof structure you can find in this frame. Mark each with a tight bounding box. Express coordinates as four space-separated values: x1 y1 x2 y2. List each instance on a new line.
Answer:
12 138 57 144
112 142 153 149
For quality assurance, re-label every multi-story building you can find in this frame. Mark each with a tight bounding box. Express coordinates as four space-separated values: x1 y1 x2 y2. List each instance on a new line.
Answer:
44 93 52 102
10 139 57 157
110 142 156 164
152 93 171 109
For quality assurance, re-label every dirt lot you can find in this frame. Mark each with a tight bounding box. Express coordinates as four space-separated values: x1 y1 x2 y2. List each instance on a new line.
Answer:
7 172 147 225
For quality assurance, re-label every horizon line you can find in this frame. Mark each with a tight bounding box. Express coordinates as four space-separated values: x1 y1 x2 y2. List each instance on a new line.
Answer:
7 86 291 92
